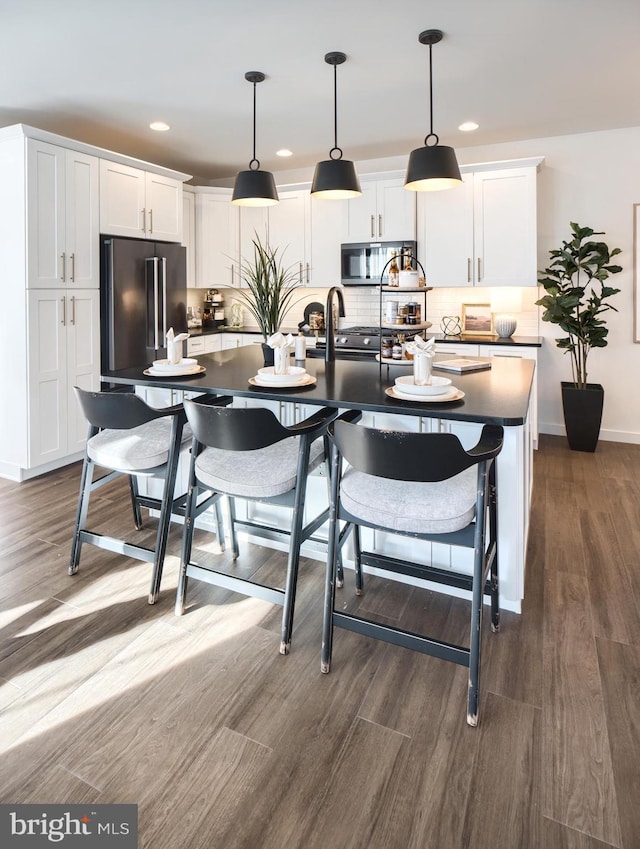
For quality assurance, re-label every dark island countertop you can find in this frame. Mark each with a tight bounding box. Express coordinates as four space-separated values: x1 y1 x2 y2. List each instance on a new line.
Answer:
103 346 535 427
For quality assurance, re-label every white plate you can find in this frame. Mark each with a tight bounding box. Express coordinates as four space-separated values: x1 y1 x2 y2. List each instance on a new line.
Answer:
394 374 452 396
256 365 306 383
144 365 206 377
375 354 413 366
249 374 316 389
385 385 464 403
152 358 198 372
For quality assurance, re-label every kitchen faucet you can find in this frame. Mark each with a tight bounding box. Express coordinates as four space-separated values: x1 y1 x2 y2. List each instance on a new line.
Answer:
325 287 345 362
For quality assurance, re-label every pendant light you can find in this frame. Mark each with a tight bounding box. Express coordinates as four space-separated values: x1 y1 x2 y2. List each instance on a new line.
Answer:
232 71 279 207
310 52 361 199
405 30 462 192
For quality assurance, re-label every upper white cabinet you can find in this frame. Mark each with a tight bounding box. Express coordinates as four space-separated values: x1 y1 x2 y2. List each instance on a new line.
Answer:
262 189 309 284
182 187 196 286
343 174 416 242
238 188 310 286
26 140 100 289
195 188 239 288
100 160 183 242
419 158 543 287
309 195 343 286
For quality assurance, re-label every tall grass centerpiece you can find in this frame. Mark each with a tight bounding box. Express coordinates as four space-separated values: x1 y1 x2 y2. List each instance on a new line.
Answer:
234 233 303 341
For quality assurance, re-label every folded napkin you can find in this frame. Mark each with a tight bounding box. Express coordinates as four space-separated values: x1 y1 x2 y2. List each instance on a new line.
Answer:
166 327 190 364
266 332 295 349
404 335 435 358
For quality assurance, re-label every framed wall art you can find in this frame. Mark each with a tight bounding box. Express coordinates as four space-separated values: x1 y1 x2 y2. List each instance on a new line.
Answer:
461 303 494 335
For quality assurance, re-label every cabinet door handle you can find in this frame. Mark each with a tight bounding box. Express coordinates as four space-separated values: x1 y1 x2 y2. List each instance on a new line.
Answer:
60 253 66 281
231 265 234 285
70 253 75 283
149 208 153 233
467 258 471 283
477 258 482 281
61 297 66 326
141 209 146 232
306 262 310 284
299 262 303 284
70 295 76 325
370 215 375 238
378 214 382 238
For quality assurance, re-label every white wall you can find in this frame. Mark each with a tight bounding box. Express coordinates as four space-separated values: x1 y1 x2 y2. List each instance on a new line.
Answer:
265 126 640 444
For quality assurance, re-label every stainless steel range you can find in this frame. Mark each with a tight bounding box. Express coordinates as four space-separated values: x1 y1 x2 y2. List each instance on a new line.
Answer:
316 326 381 354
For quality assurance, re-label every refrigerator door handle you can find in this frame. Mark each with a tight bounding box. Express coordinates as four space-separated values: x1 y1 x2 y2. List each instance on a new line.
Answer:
161 257 168 340
146 256 160 350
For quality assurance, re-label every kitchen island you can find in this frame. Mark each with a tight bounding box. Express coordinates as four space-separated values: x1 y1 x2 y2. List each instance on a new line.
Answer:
102 347 535 612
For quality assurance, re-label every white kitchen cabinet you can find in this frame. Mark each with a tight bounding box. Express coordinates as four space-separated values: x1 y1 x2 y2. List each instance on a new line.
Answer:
27 288 100 467
265 189 309 285
182 187 196 287
26 140 100 289
309 194 343 286
100 160 183 241
434 340 539 447
238 188 310 286
419 158 543 287
343 174 416 242
195 188 239 288
186 334 222 356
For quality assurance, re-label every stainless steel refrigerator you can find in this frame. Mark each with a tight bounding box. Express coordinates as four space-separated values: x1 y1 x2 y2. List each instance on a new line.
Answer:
100 235 188 372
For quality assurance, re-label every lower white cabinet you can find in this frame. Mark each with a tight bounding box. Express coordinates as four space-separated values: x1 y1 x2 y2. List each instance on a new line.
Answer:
27 288 100 468
435 341 539 447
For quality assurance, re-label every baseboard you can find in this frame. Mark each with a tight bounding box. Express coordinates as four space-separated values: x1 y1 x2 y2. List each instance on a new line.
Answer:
0 451 84 483
539 422 640 445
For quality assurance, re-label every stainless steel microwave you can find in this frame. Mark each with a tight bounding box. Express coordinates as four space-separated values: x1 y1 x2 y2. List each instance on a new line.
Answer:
341 240 417 285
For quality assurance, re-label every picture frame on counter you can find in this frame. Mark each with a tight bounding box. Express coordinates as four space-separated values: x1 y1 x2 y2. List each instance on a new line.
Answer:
461 303 494 335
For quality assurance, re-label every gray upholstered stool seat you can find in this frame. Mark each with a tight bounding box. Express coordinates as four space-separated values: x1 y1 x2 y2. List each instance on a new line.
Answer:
194 436 324 499
88 418 192 472
340 465 477 534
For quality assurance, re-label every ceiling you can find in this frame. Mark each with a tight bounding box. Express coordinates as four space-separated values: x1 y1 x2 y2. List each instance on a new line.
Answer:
2 0 639 183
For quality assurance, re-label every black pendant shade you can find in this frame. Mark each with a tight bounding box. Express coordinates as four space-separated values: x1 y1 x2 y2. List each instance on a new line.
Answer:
232 71 279 207
404 30 462 192
311 158 361 199
311 51 361 199
232 169 279 207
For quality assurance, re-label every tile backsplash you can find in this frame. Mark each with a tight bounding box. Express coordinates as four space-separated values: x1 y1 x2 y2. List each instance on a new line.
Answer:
340 285 540 336
188 285 540 336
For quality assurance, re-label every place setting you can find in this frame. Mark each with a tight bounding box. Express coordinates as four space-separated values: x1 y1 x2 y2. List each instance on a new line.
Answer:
384 335 464 403
143 329 206 377
249 333 316 389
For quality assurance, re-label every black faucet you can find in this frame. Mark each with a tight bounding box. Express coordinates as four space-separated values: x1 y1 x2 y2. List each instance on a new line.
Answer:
325 287 345 362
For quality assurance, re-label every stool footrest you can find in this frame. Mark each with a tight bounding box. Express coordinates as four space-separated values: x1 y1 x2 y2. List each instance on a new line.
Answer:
360 551 492 595
185 562 284 607
333 612 470 667
78 531 155 563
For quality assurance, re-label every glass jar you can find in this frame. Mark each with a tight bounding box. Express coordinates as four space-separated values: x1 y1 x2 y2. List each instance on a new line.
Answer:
391 336 403 360
381 337 393 359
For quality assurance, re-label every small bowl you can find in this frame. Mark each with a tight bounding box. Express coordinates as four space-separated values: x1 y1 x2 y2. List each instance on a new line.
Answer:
394 374 452 396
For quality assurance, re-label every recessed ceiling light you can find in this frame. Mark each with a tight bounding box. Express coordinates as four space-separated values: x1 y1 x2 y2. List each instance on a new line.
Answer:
458 121 479 132
276 149 293 157
149 121 171 132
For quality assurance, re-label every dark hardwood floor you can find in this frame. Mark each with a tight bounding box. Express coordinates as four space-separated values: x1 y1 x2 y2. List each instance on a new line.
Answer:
1 434 639 848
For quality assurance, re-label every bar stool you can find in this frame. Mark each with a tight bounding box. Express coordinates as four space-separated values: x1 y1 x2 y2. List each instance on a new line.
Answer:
322 415 503 726
177 399 339 654
69 388 231 603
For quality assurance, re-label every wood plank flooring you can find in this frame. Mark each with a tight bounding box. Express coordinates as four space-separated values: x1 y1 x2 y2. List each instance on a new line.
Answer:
1 434 639 848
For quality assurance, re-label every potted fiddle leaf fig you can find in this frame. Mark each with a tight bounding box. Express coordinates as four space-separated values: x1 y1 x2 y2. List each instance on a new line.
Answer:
536 222 622 451
231 232 302 364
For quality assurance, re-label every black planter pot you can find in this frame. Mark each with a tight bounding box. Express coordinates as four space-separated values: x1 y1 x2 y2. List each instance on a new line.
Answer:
561 381 604 452
261 342 274 366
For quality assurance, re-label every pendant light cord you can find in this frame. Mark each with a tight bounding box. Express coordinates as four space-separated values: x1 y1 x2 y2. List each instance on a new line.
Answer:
251 79 259 169
428 43 435 140
332 61 339 155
